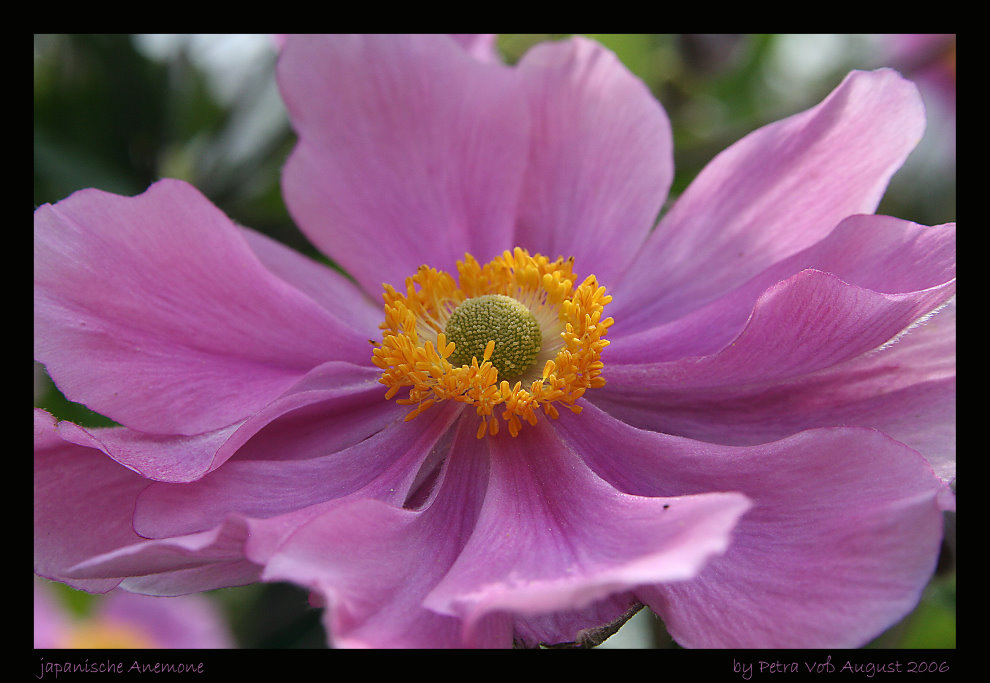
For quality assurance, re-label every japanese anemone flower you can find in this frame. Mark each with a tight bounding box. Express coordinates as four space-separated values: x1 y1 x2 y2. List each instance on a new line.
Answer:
33 34 955 648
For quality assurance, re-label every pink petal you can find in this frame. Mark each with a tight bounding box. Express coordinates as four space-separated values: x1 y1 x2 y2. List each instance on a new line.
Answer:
48 361 387 485
604 268 954 389
859 301 956 482
513 36 673 284
54 419 240 484
279 34 530 296
612 69 927 331
262 416 505 648
595 216 954 478
34 409 147 594
117 562 262 598
560 402 947 648
239 227 382 339
608 216 955 362
203 361 393 472
268 500 490 648
134 399 463 539
34 179 372 436
64 516 261 597
36 417 260 597
423 414 750 636
596 300 956 484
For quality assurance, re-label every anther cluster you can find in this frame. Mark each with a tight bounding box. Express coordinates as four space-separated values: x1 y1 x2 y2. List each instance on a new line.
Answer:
445 294 542 382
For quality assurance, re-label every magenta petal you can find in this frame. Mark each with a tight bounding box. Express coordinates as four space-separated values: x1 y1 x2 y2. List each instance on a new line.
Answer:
240 227 383 339
605 268 954 389
54 420 240 484
266 500 482 648
423 415 750 633
204 361 394 471
513 37 673 284
262 417 504 648
279 34 530 295
65 516 261 597
595 215 954 477
561 403 947 648
36 416 260 597
613 69 927 330
595 300 956 483
50 362 386 485
608 216 955 362
37 410 257 596
858 301 956 482
35 409 148 593
117 562 261 598
134 399 463 539
595 216 955 478
34 179 372 436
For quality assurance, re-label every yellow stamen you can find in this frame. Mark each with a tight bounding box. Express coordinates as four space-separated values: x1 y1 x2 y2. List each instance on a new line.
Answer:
372 248 612 438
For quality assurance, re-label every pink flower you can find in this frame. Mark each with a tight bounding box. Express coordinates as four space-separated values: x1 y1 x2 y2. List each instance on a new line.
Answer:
34 579 233 648
34 34 955 648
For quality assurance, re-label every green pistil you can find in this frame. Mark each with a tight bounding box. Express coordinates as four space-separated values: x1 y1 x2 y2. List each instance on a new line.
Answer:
445 294 542 382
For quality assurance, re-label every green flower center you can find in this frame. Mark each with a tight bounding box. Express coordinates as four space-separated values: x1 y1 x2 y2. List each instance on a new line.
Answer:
444 294 542 383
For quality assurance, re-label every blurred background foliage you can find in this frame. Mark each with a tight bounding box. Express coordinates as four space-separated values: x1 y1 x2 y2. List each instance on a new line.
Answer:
34 34 955 649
